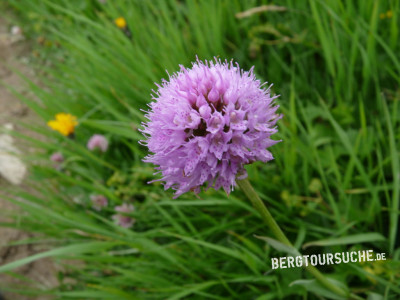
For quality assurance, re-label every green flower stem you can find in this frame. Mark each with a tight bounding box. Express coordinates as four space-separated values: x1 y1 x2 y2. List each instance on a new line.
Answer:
237 178 363 300
237 178 292 247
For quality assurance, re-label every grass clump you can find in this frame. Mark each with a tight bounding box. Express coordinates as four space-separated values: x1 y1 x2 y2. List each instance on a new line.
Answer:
0 0 399 299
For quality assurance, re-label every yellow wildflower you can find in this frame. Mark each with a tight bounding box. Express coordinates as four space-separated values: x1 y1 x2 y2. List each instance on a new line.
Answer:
115 17 127 29
386 10 393 18
47 113 78 136
379 12 386 19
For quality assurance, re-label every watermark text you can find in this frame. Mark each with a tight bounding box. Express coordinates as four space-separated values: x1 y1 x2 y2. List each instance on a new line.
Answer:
271 250 386 269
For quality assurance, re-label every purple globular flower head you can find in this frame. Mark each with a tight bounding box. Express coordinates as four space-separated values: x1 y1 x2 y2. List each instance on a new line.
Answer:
112 203 135 228
50 152 64 163
87 134 108 152
141 58 282 198
90 194 108 211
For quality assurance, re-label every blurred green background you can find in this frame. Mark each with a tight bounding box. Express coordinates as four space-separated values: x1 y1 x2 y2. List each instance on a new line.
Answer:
0 0 399 299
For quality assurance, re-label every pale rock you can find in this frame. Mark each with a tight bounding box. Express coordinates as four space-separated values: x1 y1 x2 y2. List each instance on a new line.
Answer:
0 124 27 185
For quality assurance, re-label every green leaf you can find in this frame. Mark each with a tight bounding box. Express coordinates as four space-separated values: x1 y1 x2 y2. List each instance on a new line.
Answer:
367 292 384 300
254 235 301 257
302 233 385 249
0 242 115 273
290 278 347 300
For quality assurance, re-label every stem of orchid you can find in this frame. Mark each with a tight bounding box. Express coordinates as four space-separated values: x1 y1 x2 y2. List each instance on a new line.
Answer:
237 178 362 300
237 178 291 247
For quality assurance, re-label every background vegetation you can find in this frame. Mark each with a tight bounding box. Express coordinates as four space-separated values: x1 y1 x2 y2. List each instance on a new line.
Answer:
0 0 399 299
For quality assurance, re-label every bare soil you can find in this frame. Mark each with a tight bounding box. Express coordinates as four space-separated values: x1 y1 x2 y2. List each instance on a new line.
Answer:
0 13 58 300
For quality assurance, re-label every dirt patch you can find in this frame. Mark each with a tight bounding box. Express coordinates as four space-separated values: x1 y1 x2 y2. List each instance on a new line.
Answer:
0 11 58 300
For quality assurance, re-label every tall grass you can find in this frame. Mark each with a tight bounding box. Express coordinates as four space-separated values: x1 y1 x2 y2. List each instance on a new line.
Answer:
0 0 399 299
